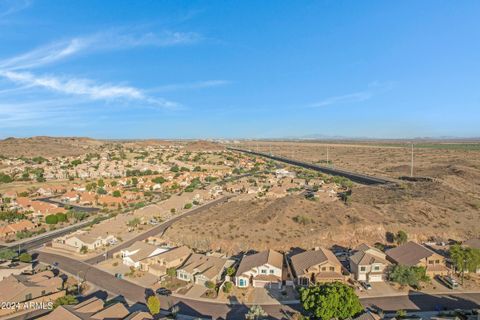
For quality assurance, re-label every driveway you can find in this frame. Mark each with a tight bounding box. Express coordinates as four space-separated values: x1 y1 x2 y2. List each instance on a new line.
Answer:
185 285 208 299
357 281 403 298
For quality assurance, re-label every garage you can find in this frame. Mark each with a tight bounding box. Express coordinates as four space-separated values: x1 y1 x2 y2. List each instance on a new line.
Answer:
368 274 383 282
253 280 269 288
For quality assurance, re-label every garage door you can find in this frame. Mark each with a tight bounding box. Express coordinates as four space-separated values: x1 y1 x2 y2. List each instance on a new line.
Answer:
368 274 383 282
253 280 269 288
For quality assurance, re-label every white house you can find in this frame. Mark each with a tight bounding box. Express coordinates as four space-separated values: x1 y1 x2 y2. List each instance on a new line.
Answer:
235 249 283 289
349 244 390 282
119 241 168 269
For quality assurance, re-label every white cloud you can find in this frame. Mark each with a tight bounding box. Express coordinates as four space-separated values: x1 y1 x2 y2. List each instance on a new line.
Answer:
0 70 178 108
0 29 201 70
310 91 372 108
0 0 31 18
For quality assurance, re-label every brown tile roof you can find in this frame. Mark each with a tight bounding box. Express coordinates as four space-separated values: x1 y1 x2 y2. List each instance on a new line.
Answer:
350 244 388 266
290 248 341 277
236 249 283 276
386 241 435 266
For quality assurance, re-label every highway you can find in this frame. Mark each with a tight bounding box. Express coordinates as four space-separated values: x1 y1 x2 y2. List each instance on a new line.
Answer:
228 147 394 185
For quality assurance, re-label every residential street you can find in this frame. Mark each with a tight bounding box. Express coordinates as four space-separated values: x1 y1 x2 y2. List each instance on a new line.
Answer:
36 250 480 319
85 195 232 264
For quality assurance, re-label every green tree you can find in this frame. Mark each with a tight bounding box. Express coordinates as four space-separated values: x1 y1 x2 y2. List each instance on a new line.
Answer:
110 181 118 187
80 246 88 254
395 230 408 245
18 252 32 263
112 190 121 197
226 266 236 277
246 305 268 320
45 214 59 224
0 248 17 260
223 281 233 293
97 179 105 187
299 282 363 320
449 244 480 273
166 267 177 279
53 295 78 308
56 213 67 222
205 280 215 289
388 265 429 288
146 295 161 316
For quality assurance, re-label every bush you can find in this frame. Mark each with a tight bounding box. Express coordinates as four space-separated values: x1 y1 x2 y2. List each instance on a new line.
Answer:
292 215 313 225
223 281 233 293
45 214 58 224
205 280 215 289
184 203 193 209
53 295 78 309
112 190 121 197
395 230 408 245
388 265 429 288
19 252 32 263
56 213 67 222
146 295 160 316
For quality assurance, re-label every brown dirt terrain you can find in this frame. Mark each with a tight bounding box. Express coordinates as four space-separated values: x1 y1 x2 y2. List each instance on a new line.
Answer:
163 140 480 253
0 136 105 157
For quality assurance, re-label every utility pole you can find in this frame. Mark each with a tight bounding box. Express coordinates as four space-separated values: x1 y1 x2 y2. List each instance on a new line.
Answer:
326 146 329 165
410 143 414 177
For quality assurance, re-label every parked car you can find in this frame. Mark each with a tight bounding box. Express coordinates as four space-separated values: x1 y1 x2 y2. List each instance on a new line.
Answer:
361 281 372 290
156 287 172 296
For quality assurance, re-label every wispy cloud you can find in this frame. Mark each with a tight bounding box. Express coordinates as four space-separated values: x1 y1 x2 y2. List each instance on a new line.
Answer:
0 0 31 18
309 82 394 108
0 29 201 70
0 28 202 110
149 80 230 93
0 70 178 108
310 91 373 108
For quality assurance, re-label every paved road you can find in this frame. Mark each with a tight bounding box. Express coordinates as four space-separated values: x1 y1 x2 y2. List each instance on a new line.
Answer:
36 250 298 319
228 147 394 185
36 196 100 213
37 250 480 319
85 195 233 264
362 292 480 312
0 217 97 251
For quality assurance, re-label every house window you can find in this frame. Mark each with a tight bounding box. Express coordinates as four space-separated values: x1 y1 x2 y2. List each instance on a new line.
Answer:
41 290 46 296
269 269 275 274
321 267 326 271
373 266 380 271
329 267 335 271
428 260 434 264
239 279 246 286
435 260 440 264
360 266 366 272
261 269 267 274
25 293 32 301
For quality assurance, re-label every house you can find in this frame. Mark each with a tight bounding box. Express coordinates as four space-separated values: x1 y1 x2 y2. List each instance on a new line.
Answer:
235 249 283 289
177 253 229 286
0 220 36 238
60 191 79 203
53 230 117 253
0 261 33 281
40 296 130 320
142 245 192 278
349 244 390 282
290 247 345 286
0 270 63 304
118 241 169 269
386 241 450 277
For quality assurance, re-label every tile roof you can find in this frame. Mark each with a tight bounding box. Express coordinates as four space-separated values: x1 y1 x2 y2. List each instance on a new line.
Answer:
386 241 435 266
236 249 283 276
290 248 341 277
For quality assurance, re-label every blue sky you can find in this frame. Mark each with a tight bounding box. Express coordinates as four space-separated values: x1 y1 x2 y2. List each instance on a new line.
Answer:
0 1 479 139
